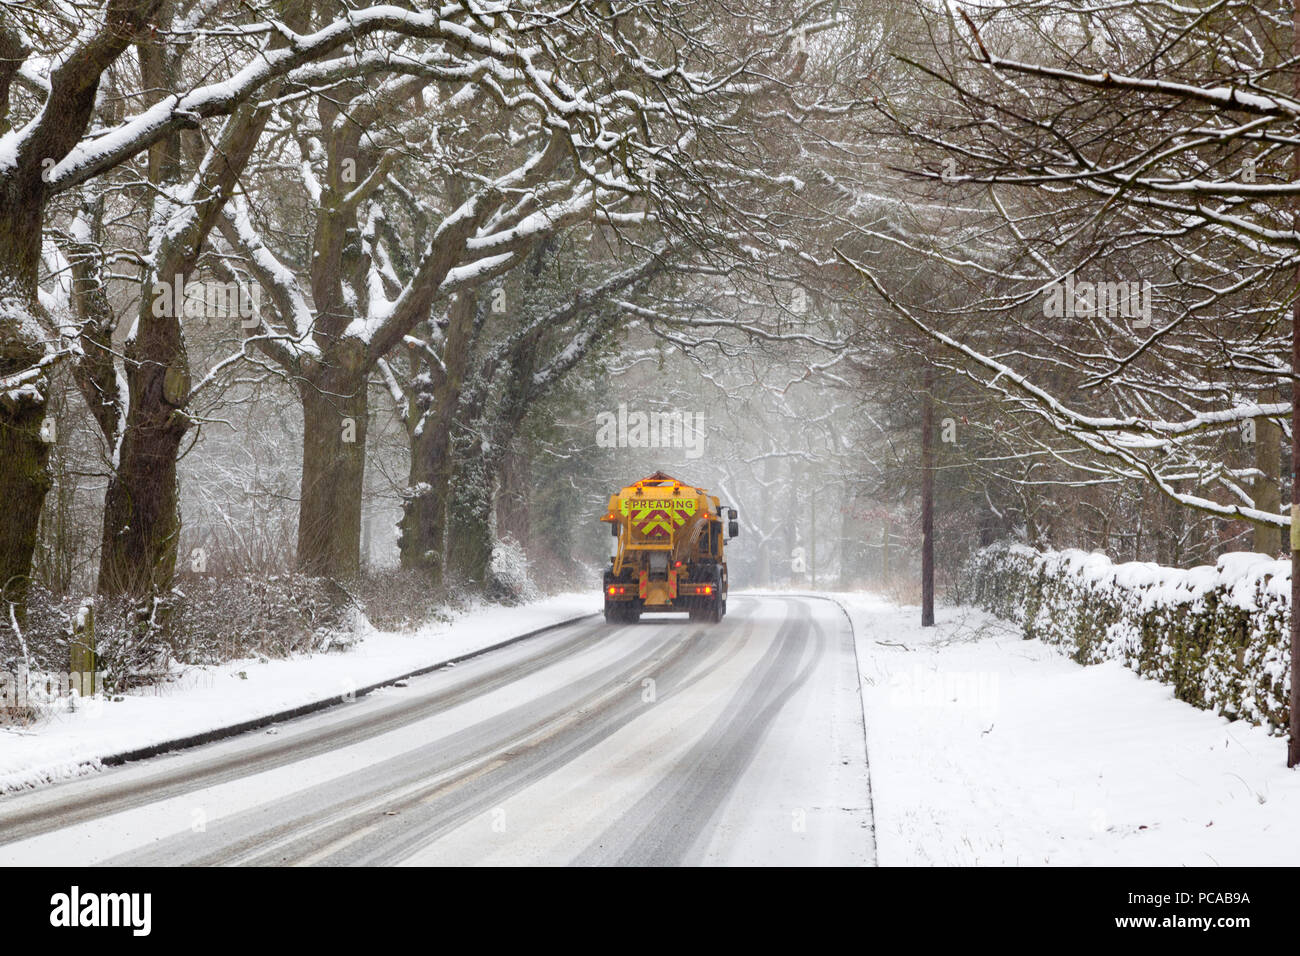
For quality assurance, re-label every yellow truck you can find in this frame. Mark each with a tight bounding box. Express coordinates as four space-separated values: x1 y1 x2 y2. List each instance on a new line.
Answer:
600 472 738 624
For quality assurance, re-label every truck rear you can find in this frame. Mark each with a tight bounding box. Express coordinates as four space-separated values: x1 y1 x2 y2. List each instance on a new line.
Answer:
600 472 738 624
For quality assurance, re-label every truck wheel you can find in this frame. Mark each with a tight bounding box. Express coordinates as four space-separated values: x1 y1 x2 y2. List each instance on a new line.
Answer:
605 605 625 624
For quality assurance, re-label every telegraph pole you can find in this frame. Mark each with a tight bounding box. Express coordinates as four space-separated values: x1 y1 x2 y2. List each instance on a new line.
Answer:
1290 0 1300 768
921 363 936 627
810 492 817 589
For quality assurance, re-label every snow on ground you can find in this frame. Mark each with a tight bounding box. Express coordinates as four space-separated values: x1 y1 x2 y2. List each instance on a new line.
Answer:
0 593 599 794
838 593 1300 866
9 585 1295 867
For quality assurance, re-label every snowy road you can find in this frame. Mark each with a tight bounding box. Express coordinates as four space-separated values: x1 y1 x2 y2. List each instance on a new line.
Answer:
0 595 874 866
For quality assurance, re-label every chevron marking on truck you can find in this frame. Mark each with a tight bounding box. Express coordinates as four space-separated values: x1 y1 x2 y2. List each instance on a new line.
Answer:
634 506 685 538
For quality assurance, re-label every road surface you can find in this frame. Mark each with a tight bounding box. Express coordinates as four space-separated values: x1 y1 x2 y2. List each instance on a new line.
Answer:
0 595 874 866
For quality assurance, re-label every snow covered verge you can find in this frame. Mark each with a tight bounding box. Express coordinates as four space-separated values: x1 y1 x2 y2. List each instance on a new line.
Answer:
840 593 1300 865
955 543 1291 735
0 593 599 793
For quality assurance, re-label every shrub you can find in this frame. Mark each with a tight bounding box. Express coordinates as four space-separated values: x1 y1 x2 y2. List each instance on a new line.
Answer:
4 574 368 703
352 568 459 632
487 535 539 605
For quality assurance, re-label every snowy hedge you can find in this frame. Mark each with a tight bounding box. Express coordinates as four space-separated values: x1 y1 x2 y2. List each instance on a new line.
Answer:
956 543 1291 734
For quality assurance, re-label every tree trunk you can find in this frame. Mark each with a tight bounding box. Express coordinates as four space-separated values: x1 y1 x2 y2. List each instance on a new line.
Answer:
0 381 51 615
445 327 537 588
399 408 451 577
297 369 367 578
398 295 477 582
496 446 530 546
920 364 935 627
97 350 189 596
0 194 54 620
446 445 497 586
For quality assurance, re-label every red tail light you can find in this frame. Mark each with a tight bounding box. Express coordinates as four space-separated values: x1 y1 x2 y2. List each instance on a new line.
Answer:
702 585 712 595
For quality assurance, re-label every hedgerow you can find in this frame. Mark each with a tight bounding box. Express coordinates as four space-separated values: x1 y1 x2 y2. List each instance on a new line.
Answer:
956 543 1291 734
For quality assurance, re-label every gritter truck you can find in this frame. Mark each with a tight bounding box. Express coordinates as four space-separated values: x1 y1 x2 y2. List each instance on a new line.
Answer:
600 472 738 624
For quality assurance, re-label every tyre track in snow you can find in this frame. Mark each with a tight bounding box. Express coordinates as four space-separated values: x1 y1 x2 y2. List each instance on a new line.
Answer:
126 617 743 866
0 620 612 845
573 599 824 865
0 596 874 866
279 615 755 867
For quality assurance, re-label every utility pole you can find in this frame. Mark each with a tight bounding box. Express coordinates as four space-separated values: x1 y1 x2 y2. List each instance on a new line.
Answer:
882 522 890 583
921 363 935 627
1290 0 1300 769
810 490 817 589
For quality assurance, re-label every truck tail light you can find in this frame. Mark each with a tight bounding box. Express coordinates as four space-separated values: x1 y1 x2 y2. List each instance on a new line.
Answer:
702 585 712 595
